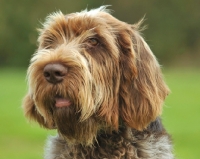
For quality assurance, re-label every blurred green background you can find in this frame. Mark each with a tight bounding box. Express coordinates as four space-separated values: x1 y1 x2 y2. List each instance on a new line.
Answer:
0 0 199 158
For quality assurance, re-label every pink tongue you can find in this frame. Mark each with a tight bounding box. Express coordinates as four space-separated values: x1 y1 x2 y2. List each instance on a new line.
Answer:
55 98 72 107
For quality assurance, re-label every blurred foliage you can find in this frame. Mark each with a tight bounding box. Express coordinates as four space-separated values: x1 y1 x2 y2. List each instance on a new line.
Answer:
0 0 199 67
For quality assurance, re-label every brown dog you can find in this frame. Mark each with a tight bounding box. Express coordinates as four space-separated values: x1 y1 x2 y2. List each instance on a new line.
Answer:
23 6 174 159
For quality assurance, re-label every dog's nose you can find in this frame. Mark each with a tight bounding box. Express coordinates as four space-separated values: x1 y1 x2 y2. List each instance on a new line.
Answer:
43 63 67 84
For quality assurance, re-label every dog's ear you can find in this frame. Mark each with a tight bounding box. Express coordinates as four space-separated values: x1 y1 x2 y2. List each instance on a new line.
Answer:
118 21 170 131
22 94 53 129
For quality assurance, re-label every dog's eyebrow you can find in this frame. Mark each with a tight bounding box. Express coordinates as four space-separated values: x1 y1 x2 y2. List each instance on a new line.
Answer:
82 26 98 35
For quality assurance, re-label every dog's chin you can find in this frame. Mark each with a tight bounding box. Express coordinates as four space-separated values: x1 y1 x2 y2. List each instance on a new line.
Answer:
52 99 99 145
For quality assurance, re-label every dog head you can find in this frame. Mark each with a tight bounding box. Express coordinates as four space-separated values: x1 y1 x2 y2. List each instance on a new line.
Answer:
23 6 169 145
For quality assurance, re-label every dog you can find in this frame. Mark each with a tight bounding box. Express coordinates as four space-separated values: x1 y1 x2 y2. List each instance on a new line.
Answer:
23 6 174 159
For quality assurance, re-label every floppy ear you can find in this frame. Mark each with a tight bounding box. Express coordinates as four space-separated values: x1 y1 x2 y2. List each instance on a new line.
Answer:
22 94 53 129
118 22 170 131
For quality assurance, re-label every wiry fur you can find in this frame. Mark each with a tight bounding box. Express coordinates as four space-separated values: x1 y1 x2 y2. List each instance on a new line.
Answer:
45 119 173 159
23 6 174 158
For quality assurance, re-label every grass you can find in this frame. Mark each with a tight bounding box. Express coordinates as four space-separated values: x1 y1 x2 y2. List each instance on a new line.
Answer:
163 68 200 159
0 68 56 159
0 67 200 159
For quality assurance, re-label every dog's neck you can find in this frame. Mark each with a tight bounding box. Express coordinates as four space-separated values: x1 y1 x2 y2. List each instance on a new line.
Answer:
45 126 135 158
44 118 173 159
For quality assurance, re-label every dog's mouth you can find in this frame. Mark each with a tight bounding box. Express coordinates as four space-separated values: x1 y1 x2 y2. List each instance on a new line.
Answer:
55 97 72 108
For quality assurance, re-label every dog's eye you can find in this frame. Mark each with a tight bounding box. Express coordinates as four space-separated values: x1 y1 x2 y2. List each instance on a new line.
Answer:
86 38 99 46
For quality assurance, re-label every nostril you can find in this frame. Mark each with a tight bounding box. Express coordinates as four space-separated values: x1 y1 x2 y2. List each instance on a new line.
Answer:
43 71 51 78
55 71 64 77
43 63 67 84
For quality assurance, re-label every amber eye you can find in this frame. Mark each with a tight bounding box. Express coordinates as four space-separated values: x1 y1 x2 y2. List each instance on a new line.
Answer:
87 38 99 46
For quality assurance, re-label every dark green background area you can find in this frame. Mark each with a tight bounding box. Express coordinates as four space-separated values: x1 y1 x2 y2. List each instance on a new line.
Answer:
0 0 200 67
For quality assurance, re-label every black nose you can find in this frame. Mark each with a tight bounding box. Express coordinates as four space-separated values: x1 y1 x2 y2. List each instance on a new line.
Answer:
43 63 67 84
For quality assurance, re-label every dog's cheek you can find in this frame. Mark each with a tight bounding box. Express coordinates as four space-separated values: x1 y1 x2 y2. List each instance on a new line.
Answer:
22 94 52 129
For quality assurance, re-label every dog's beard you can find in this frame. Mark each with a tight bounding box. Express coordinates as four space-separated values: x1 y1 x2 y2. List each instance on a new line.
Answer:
54 106 99 145
33 79 100 145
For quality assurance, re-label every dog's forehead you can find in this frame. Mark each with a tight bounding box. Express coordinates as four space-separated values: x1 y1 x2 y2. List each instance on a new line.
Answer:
38 6 128 49
64 9 116 32
42 7 117 35
65 13 106 31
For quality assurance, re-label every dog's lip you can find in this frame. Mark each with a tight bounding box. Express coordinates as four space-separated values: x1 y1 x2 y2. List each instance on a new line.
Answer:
55 97 72 108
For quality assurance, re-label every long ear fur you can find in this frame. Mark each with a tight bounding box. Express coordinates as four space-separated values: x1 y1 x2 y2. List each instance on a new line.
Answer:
118 21 170 131
22 94 53 129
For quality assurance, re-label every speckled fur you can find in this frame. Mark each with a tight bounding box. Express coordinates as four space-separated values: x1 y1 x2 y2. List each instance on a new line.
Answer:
45 120 174 159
